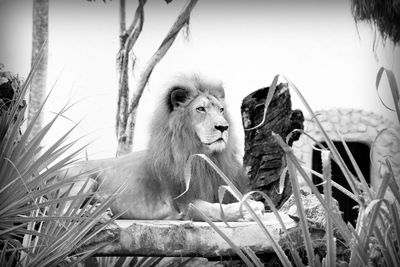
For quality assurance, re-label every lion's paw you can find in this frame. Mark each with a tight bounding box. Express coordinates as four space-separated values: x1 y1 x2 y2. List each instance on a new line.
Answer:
240 200 265 222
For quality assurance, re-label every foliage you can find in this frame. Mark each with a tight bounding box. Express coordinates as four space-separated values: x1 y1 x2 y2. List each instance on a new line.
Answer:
91 256 164 266
351 0 400 44
0 66 119 266
190 73 400 266
0 69 23 113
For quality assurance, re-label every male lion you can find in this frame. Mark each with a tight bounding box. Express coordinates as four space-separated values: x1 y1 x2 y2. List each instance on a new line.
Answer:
60 74 264 221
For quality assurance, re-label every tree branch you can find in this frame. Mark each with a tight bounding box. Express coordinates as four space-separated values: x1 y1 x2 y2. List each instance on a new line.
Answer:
128 0 198 114
119 0 126 47
116 0 198 155
115 0 146 140
125 0 147 52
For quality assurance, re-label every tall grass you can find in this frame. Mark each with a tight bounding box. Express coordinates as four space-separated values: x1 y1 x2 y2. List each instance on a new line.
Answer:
0 67 119 266
190 72 400 266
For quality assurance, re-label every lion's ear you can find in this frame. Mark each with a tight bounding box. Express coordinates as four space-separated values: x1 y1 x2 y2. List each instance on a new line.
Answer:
170 87 191 110
213 86 225 100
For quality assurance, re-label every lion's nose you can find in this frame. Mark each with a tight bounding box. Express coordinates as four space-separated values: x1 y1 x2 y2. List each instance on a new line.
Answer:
215 125 229 133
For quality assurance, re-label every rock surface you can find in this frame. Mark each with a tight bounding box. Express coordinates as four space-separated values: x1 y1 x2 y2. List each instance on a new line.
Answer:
291 108 400 201
280 190 341 229
88 213 297 257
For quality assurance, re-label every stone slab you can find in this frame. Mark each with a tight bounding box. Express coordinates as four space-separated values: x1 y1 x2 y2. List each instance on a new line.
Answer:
94 212 296 257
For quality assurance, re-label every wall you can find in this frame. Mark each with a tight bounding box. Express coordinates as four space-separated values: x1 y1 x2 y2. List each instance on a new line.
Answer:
293 108 400 200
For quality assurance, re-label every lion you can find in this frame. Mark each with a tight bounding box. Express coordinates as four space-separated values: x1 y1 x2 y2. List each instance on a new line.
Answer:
59 74 264 221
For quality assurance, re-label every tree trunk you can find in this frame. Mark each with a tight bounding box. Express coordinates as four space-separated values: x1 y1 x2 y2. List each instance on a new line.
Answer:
241 83 304 208
28 0 48 141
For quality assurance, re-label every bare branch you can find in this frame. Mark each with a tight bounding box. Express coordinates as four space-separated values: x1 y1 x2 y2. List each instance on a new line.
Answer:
128 0 198 114
119 0 126 47
118 108 137 156
116 0 198 155
115 0 146 139
125 0 147 51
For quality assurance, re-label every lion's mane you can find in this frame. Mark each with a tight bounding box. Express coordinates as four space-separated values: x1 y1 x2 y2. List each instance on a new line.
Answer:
144 74 248 207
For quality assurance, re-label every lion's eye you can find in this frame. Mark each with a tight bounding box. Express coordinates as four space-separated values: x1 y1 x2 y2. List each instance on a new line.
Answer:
220 107 224 112
196 107 206 112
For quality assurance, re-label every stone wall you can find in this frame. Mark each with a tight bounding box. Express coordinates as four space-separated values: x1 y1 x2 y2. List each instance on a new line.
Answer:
292 108 400 198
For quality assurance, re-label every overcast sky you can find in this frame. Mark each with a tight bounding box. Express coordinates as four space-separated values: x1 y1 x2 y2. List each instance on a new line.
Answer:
0 0 398 158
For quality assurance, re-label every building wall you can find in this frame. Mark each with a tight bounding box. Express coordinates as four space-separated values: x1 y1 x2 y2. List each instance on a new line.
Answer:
292 108 400 200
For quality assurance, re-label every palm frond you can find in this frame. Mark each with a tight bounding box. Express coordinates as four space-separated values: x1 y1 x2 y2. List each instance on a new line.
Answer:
0 67 118 265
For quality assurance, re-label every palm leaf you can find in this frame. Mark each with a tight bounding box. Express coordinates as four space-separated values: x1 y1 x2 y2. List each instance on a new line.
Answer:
0 67 118 265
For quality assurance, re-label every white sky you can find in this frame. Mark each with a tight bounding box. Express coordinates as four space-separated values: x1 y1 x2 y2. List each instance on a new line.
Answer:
0 0 399 159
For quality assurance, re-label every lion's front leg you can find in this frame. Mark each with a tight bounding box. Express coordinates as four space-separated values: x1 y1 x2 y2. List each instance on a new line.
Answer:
188 199 265 222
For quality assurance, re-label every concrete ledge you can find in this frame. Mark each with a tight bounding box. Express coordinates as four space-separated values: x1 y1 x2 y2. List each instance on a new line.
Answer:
92 212 297 257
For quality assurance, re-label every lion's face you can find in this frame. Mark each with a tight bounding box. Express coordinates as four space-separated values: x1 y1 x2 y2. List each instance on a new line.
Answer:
189 94 229 153
169 82 229 154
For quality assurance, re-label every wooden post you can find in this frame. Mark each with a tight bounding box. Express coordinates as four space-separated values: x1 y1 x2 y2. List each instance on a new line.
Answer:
241 83 304 208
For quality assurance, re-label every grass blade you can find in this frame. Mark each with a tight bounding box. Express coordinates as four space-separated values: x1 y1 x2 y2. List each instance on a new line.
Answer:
373 226 395 267
281 75 361 201
242 190 304 267
346 223 369 266
218 185 239 226
376 67 400 124
301 165 357 202
287 155 316 266
243 246 264 267
321 150 336 267
272 132 352 243
364 159 392 239
245 74 279 131
389 203 400 255
337 130 372 201
185 154 293 266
